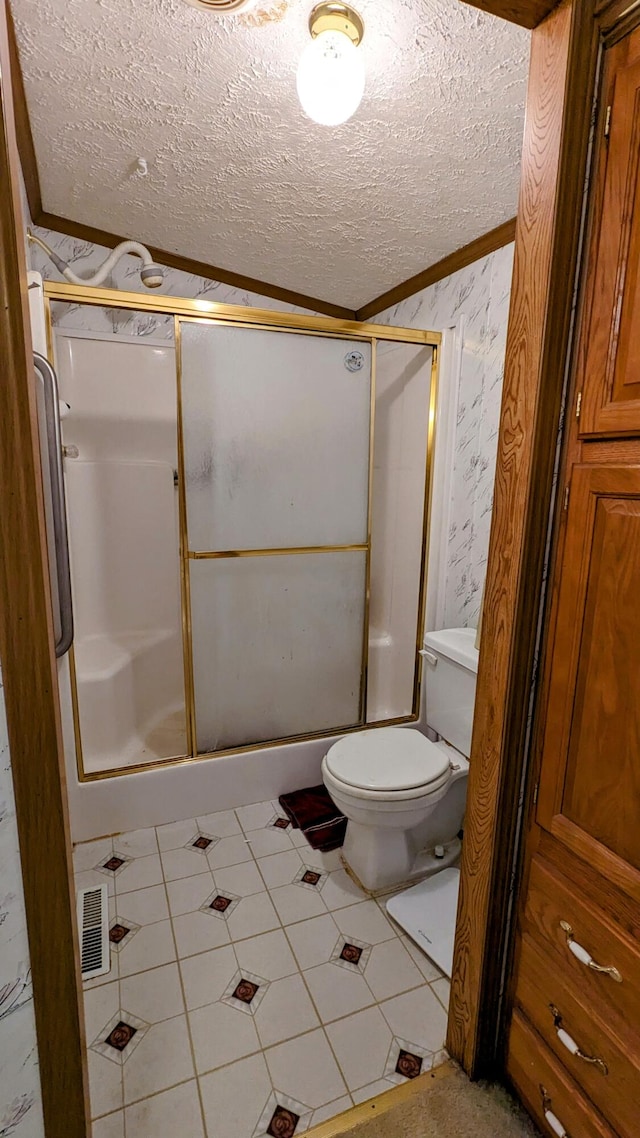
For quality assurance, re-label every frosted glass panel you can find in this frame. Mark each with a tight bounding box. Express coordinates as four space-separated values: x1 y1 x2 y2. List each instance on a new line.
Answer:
367 342 433 722
190 551 366 752
180 322 371 550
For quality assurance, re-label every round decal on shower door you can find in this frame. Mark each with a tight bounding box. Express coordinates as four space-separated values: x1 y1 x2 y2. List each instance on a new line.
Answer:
344 350 365 372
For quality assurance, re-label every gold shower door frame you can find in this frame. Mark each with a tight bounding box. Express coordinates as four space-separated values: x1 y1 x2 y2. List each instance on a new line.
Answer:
43 281 440 781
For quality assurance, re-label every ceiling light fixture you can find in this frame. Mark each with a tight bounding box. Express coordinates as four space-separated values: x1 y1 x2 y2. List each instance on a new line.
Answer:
184 0 258 11
297 2 365 127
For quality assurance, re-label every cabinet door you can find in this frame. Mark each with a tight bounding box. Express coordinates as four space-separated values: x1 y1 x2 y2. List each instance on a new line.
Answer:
581 34 640 436
536 465 640 894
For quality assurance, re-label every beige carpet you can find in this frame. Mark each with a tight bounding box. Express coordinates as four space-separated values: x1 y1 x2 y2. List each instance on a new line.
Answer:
320 1064 539 1138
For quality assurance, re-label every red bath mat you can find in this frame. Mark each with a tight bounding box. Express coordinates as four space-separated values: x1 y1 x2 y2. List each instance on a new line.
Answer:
278 785 347 852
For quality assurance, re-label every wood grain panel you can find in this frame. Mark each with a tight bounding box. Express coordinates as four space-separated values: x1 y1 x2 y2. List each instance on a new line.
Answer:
515 935 640 1138
447 0 600 1075
355 219 516 321
564 493 640 863
459 0 556 29
0 2 89 1133
523 855 640 1043
536 465 640 871
579 31 640 435
550 815 640 902
6 0 39 218
538 829 640 939
508 1011 617 1138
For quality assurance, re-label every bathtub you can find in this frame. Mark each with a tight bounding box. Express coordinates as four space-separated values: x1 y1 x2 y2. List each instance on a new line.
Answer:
62 623 424 842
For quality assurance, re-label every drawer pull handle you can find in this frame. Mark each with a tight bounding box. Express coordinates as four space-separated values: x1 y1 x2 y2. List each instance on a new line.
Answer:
549 1005 608 1075
539 1086 569 1138
560 921 622 982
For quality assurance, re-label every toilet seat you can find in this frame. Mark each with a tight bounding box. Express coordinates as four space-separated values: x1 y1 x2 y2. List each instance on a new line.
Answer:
325 727 450 795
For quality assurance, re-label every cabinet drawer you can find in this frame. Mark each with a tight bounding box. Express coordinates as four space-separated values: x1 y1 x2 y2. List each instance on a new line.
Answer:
515 934 639 1137
508 1011 617 1138
523 857 640 1044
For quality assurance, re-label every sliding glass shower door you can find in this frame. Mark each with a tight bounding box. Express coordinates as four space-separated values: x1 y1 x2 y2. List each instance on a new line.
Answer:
178 320 373 754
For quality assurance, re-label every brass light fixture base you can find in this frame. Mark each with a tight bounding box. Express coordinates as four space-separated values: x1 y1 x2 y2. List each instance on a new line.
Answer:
308 2 364 45
184 0 256 12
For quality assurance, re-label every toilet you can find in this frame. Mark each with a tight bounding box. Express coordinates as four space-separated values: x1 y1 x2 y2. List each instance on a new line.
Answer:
322 628 479 894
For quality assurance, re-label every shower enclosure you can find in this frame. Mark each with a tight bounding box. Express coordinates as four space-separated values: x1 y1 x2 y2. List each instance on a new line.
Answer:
41 281 439 782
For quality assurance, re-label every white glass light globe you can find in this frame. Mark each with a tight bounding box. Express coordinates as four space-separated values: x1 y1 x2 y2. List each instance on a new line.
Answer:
296 29 365 126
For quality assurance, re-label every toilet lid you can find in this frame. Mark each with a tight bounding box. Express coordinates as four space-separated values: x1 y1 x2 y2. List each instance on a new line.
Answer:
325 728 450 792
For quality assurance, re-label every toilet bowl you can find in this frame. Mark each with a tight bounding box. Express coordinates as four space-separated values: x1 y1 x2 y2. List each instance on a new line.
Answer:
322 729 466 891
322 627 478 893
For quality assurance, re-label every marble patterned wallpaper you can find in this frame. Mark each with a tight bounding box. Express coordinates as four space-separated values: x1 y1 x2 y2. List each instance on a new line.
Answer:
28 225 315 337
377 243 515 629
0 672 44 1138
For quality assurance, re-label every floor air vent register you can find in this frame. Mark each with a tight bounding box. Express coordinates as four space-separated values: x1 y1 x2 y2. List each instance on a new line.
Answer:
77 883 110 979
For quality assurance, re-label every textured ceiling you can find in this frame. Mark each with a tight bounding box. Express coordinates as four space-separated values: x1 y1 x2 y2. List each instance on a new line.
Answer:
12 0 530 308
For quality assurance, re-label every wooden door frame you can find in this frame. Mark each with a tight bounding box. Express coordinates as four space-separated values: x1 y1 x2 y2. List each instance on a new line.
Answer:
0 3 89 1135
448 0 640 1079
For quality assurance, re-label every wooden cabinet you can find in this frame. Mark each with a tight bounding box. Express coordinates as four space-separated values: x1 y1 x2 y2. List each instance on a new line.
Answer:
506 20 640 1138
509 1013 618 1138
580 33 640 436
536 463 640 882
515 936 640 1137
522 857 640 1042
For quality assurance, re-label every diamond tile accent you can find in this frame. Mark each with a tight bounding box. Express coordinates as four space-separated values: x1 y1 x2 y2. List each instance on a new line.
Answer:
90 1010 148 1065
254 1092 311 1138
211 895 232 913
383 1036 434 1085
269 815 291 832
294 865 326 891
395 1048 422 1079
267 1105 300 1137
329 935 372 973
106 1021 137 1052
341 943 362 964
221 969 269 1015
185 832 220 855
108 914 139 951
233 979 259 1005
96 852 131 877
200 889 241 920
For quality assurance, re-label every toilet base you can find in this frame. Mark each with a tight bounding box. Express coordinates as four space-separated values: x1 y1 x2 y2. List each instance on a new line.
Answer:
340 829 461 896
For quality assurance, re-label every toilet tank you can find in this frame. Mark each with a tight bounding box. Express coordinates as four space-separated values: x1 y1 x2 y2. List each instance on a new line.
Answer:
423 628 479 757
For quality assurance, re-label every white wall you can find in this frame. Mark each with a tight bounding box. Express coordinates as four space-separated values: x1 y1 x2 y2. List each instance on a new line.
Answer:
0 671 44 1138
377 243 515 629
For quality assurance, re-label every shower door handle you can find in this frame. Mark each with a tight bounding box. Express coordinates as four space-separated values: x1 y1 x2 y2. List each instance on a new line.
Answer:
33 352 74 657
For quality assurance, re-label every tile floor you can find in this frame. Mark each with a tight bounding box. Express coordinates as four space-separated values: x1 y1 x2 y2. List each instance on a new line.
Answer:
75 800 450 1138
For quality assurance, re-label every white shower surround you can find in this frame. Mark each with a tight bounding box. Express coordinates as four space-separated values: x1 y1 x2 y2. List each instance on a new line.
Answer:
54 332 187 773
